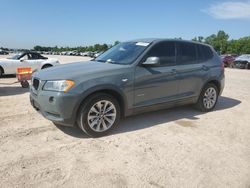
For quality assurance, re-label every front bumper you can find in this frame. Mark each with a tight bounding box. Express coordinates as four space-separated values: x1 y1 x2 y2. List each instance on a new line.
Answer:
234 61 247 69
30 88 79 127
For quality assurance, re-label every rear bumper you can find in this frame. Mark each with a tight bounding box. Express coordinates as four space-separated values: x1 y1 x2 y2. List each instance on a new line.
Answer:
30 90 80 127
219 75 225 96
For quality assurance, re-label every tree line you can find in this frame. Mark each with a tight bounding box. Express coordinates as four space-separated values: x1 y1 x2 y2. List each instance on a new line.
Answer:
192 30 250 54
33 31 250 55
2 31 250 55
33 41 120 53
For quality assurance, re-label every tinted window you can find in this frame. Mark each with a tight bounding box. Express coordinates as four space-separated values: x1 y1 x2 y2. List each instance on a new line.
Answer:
29 53 39 59
177 42 197 64
145 42 176 66
197 44 213 61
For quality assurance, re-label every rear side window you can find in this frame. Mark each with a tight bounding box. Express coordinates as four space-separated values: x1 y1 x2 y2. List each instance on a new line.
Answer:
197 44 213 61
177 42 197 64
29 53 39 59
145 42 176 66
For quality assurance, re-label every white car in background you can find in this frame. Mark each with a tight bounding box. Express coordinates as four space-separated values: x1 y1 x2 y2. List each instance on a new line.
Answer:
233 54 250 69
0 51 60 76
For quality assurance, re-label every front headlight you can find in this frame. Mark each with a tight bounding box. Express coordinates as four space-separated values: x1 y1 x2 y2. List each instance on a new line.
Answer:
43 80 75 92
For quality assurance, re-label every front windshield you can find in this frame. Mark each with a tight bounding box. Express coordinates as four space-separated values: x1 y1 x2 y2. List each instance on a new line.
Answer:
7 53 22 60
95 42 150 65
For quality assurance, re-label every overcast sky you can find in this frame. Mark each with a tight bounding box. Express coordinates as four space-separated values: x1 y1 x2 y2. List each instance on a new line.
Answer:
0 0 250 48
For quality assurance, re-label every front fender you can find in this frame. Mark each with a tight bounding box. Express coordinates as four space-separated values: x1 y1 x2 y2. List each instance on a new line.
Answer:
71 84 128 123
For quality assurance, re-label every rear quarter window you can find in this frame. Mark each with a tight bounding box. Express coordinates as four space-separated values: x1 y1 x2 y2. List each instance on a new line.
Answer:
197 44 213 62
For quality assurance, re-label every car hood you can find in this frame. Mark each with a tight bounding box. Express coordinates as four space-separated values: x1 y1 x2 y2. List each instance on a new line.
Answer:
0 58 11 62
34 61 126 81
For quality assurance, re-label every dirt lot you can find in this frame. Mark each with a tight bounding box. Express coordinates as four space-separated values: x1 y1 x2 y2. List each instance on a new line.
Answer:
0 55 250 188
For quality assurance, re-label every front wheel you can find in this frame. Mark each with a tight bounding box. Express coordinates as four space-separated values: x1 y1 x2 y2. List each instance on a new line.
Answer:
77 93 120 137
195 83 218 112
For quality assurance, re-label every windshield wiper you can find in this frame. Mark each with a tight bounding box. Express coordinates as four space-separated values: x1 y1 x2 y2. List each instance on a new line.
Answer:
95 59 106 63
105 59 117 64
95 59 117 64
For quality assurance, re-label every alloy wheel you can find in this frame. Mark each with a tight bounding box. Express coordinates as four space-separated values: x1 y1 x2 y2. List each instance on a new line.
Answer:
87 100 116 132
203 87 217 109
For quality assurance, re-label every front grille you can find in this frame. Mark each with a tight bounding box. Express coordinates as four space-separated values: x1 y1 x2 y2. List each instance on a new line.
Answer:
33 78 40 90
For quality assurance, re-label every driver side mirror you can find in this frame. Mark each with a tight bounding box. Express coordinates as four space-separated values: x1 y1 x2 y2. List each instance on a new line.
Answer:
142 57 160 67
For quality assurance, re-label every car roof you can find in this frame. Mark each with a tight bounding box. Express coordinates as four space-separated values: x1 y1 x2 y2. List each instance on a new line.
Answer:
128 38 212 47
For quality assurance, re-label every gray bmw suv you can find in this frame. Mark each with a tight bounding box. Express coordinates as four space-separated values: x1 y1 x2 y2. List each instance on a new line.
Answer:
30 39 225 137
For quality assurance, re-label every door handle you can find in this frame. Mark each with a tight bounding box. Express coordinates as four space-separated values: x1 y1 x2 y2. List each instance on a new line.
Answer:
202 65 209 71
170 69 177 75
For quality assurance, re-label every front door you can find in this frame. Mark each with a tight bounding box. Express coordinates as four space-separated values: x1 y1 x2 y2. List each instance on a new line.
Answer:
134 41 180 107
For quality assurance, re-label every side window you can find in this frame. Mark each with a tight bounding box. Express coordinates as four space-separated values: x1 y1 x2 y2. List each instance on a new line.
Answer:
197 45 213 61
145 42 176 66
20 54 28 61
29 53 39 60
177 42 197 64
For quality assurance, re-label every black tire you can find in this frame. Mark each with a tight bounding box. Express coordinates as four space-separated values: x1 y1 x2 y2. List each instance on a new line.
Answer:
245 63 250 70
21 80 29 88
0 67 3 77
77 93 121 137
229 63 235 68
41 64 53 69
195 83 218 112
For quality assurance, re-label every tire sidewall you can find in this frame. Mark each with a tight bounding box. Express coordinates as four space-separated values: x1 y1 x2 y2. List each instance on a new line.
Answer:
197 83 218 112
77 93 121 137
245 63 250 69
0 68 3 77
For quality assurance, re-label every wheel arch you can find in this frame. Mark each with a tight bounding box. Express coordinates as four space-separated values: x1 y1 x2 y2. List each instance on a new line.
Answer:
206 80 221 93
75 86 127 122
197 79 221 101
0 65 4 74
41 63 53 69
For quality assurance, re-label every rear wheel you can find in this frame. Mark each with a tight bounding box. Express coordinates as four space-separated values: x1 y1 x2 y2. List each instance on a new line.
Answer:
77 93 120 137
195 83 218 112
0 68 3 77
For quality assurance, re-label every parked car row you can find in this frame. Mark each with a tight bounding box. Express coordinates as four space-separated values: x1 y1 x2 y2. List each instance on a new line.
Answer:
38 51 104 57
221 54 250 69
0 49 9 55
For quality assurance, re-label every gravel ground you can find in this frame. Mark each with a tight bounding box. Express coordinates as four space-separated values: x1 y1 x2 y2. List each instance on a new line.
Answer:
0 55 249 188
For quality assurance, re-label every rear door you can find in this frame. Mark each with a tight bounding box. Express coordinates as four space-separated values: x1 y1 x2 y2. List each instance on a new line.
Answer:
175 42 211 98
134 41 180 107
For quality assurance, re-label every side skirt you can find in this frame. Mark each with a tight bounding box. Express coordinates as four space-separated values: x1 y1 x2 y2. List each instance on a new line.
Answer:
125 97 198 117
